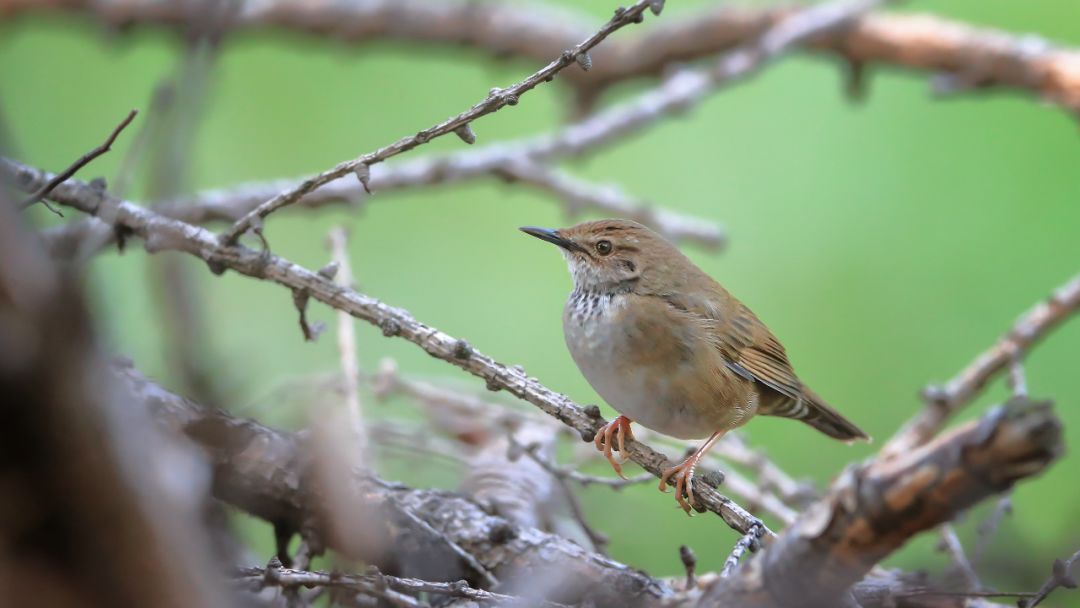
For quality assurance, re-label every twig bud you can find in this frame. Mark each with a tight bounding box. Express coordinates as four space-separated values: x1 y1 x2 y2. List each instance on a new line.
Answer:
353 163 372 194
576 52 593 71
454 123 477 145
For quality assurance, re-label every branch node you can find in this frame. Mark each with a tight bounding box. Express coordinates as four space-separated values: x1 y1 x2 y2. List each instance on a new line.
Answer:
452 339 473 359
379 318 401 337
454 122 477 145
292 287 325 342
679 545 697 588
576 51 593 72
488 522 516 544
317 261 340 280
353 163 372 194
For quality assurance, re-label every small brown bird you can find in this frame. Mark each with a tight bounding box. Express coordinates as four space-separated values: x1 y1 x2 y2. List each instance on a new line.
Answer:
521 219 869 513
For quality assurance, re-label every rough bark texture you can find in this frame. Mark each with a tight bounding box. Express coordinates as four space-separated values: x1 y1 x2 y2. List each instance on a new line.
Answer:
114 364 672 607
700 398 1063 608
4 1 1080 111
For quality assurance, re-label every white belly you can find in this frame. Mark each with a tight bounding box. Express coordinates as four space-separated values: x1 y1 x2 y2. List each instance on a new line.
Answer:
563 293 714 439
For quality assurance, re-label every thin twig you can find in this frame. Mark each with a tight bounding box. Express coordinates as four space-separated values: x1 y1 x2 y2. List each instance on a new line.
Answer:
327 227 366 448
244 563 428 608
495 158 726 249
397 503 499 588
1008 357 1029 398
721 523 764 577
938 523 981 591
553 472 609 555
19 108 137 213
1020 549 1080 608
972 493 1013 568
220 0 661 245
236 565 569 608
517 438 653 490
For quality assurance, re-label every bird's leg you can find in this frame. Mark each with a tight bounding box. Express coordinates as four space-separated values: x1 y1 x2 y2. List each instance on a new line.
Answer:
594 415 635 479
659 430 726 515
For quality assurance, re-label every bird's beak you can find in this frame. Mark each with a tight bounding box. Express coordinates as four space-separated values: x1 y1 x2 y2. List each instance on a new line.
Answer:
519 226 586 253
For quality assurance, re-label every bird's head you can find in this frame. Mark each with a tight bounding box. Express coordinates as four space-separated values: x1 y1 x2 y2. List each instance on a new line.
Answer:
520 219 690 294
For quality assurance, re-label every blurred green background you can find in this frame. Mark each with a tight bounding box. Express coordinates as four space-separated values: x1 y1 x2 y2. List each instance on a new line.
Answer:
3 0 1079 593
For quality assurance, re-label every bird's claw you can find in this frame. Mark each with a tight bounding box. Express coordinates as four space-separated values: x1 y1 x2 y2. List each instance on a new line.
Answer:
594 415 634 480
659 459 699 515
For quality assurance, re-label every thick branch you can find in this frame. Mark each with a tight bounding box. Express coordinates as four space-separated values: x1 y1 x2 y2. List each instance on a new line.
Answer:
701 397 1063 608
9 1 1080 112
113 362 672 607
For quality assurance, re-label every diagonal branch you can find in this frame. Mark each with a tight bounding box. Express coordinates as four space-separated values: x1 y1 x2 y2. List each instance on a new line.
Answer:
881 271 1080 460
1 157 767 539
13 1 1080 114
18 108 137 213
701 397 1063 608
113 360 673 607
219 0 662 245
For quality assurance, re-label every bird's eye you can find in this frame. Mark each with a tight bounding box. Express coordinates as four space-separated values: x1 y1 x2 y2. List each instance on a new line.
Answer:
595 240 613 256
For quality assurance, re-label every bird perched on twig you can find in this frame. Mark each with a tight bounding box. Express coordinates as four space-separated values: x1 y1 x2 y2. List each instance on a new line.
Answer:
521 219 869 514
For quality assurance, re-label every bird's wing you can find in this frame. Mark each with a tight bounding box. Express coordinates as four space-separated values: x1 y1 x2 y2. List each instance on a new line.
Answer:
664 290 803 401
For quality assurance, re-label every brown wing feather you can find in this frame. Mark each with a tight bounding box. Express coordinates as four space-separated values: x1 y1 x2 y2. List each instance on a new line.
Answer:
670 290 803 401
661 285 869 441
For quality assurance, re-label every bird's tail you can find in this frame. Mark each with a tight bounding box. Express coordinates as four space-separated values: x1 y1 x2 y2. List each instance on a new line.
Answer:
778 387 871 443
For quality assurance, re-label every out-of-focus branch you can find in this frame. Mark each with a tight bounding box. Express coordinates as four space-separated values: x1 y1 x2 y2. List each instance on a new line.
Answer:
1020 549 1080 608
220 0 662 244
881 271 1080 460
938 523 981 591
10 1 1080 113
113 362 673 607
327 227 366 447
701 397 1063 608
43 0 893 260
494 158 725 249
0 194 229 607
235 565 570 608
43 144 725 258
2 158 768 538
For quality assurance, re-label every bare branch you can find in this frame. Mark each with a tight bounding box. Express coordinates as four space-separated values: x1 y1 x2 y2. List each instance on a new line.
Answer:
327 227 366 446
112 360 674 607
15 1 1080 114
514 436 654 490
882 271 1080 459
18 108 136 213
972 493 1012 568
235 565 570 608
1020 549 1080 608
494 159 726 249
938 523 981 591
721 524 765 577
220 0 662 245
701 397 1063 608
2 158 768 538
